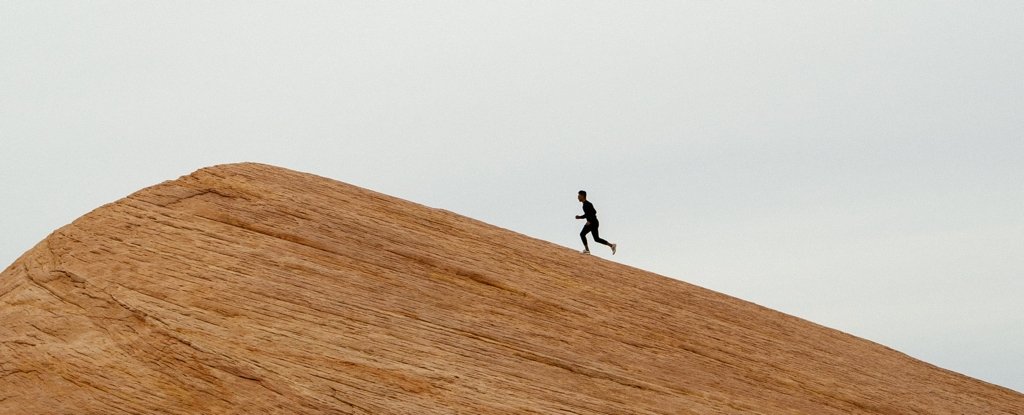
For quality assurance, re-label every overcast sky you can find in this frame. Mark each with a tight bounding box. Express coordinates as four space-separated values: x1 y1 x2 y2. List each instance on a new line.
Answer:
3 1 1022 393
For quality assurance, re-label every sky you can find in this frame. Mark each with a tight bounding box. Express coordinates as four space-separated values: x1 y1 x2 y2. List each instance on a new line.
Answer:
2 1 1022 393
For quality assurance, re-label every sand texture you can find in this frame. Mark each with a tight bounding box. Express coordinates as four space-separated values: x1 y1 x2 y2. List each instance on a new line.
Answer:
2 163 1021 414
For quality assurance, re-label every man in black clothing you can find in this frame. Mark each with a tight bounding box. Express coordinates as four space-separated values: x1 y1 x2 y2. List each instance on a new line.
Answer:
576 190 617 255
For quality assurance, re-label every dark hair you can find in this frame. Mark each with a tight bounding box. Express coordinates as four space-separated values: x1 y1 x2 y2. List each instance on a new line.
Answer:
578 190 587 196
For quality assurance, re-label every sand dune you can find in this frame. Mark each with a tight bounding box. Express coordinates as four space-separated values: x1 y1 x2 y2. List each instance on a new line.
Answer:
2 163 1021 414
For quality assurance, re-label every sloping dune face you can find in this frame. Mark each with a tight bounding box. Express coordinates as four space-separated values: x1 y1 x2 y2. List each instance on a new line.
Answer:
1 163 1021 414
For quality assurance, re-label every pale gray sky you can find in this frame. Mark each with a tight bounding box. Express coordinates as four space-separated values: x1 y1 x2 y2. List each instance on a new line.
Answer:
3 1 1022 392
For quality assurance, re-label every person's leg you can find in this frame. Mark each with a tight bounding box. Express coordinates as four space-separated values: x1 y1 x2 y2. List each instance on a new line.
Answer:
591 225 610 246
591 224 616 254
580 225 592 251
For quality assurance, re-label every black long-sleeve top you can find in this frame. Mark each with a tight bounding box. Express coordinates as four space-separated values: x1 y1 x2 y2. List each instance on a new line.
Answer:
580 200 598 223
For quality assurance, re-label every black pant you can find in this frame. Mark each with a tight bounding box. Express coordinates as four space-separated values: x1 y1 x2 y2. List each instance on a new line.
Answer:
581 222 610 248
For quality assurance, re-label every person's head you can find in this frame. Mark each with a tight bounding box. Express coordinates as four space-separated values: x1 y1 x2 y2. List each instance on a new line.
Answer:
577 190 587 202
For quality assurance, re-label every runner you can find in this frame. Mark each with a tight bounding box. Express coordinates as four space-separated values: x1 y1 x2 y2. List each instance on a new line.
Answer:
576 190 617 255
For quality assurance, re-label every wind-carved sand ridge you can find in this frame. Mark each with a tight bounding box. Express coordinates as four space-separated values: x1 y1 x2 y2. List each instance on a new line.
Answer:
2 163 1021 414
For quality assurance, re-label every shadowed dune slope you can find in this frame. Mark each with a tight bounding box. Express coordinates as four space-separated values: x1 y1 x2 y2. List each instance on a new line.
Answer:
2 163 1021 414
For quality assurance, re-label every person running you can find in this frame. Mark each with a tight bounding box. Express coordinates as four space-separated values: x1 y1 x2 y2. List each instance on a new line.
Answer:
576 190 617 255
